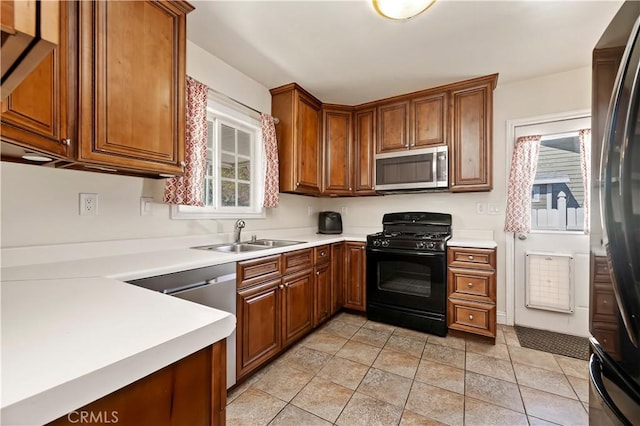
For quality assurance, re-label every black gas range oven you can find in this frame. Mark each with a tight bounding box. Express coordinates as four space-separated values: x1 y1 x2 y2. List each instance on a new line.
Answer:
366 212 451 337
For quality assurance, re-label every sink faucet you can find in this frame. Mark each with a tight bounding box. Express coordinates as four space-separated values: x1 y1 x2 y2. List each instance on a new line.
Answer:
234 219 246 243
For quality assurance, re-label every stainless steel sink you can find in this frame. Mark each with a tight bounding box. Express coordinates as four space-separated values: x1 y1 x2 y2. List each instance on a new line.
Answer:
245 239 305 248
192 239 305 253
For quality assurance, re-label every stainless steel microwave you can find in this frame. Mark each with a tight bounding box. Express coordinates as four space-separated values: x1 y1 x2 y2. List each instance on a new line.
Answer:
375 145 448 191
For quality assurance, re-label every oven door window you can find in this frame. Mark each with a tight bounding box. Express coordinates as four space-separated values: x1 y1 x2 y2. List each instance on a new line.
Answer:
378 260 432 297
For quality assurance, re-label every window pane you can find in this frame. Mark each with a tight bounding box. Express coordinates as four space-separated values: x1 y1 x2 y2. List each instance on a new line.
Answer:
205 178 214 206
238 130 251 156
238 183 251 207
531 135 585 231
238 160 251 181
221 153 236 179
221 181 236 206
221 124 235 153
207 121 214 146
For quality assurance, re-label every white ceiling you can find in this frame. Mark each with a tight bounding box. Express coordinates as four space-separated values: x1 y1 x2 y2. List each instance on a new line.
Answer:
187 0 623 105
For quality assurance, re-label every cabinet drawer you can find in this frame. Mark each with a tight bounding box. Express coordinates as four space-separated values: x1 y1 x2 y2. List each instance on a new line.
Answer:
592 288 618 322
448 247 496 270
591 323 620 360
448 267 494 302
283 248 314 275
447 298 496 338
593 255 612 283
238 254 282 288
314 245 332 264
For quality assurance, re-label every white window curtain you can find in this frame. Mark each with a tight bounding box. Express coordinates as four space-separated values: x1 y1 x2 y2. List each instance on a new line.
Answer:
261 113 279 208
504 135 542 233
579 128 591 234
163 76 209 206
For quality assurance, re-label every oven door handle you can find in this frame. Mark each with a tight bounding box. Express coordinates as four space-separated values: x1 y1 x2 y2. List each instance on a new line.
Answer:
366 247 443 257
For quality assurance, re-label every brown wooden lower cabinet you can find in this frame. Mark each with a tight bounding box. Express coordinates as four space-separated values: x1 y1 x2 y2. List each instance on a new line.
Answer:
314 261 332 326
331 243 345 315
343 242 366 311
447 246 497 341
48 341 226 426
591 255 621 360
282 268 314 347
236 278 281 379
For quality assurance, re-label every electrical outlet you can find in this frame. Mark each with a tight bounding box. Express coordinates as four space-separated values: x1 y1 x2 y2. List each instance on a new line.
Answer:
140 197 153 216
476 202 487 215
79 193 98 216
341 206 348 216
307 206 313 216
488 203 500 215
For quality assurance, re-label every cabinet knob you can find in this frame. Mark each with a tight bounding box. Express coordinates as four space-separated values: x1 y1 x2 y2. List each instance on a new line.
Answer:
603 300 608 304
467 282 473 288
320 251 326 257
279 284 284 290
349 187 352 191
468 255 474 260
603 338 608 344
296 182 300 187
469 314 474 320
61 138 71 146
316 271 320 275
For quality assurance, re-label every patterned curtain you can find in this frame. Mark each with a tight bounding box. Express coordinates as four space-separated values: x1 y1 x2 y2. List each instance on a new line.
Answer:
504 135 542 233
163 76 209 206
261 113 280 208
579 129 591 234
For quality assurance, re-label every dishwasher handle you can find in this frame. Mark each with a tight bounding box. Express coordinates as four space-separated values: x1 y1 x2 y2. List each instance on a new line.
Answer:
163 273 236 295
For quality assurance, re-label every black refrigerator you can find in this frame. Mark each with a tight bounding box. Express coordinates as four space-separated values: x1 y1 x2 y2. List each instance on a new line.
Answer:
590 15 640 426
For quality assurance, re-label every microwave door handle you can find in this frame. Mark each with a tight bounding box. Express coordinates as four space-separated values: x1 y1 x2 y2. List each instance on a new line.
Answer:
432 152 438 185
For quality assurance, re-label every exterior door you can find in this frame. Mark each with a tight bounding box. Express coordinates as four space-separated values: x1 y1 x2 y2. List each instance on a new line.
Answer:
513 116 590 337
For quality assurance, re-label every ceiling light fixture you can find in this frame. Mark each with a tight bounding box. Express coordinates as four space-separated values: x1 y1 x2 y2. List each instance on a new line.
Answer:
372 0 436 20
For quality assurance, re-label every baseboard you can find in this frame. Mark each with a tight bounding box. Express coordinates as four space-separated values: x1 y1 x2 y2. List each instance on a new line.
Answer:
497 310 510 325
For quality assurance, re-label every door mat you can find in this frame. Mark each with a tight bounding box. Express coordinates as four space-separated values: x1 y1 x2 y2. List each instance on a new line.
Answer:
514 326 590 361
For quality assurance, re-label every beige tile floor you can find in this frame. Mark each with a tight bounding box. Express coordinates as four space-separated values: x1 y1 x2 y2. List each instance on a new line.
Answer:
226 313 590 426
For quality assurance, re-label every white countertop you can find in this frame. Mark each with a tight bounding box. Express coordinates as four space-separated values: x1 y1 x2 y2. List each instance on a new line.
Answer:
447 238 497 249
0 230 366 425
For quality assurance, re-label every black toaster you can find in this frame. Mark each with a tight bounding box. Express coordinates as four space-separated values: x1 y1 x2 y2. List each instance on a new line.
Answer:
318 211 343 234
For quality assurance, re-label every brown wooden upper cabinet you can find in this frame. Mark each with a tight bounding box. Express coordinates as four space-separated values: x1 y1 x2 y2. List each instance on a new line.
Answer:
376 99 410 153
1 0 70 162
271 83 323 195
76 0 192 176
449 74 497 192
321 105 376 196
0 0 193 178
322 105 352 195
352 106 376 195
411 91 448 149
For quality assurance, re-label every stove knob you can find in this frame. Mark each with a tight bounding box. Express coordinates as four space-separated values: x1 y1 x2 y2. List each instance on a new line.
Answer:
416 241 425 249
427 242 435 249
373 239 381 247
381 240 390 247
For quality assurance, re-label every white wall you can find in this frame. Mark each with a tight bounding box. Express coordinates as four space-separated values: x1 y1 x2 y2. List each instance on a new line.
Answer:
323 66 592 319
0 44 320 248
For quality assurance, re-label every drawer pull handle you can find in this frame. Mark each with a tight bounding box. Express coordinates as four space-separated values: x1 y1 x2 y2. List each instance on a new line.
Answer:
467 282 473 288
320 251 326 256
468 255 474 260
469 314 474 320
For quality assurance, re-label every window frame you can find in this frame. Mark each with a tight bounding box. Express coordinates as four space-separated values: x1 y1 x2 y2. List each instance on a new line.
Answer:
171 97 266 220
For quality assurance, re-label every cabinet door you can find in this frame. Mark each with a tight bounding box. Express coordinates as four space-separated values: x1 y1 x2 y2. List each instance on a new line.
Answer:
450 83 493 192
411 92 447 148
314 263 332 326
237 279 281 379
353 107 376 195
1 1 70 160
331 243 344 314
343 242 366 311
376 100 409 153
322 107 352 195
282 268 314 347
77 0 191 176
294 90 322 194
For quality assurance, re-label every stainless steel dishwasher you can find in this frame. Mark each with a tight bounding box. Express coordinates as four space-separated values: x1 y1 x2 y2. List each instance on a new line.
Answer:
127 262 237 388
